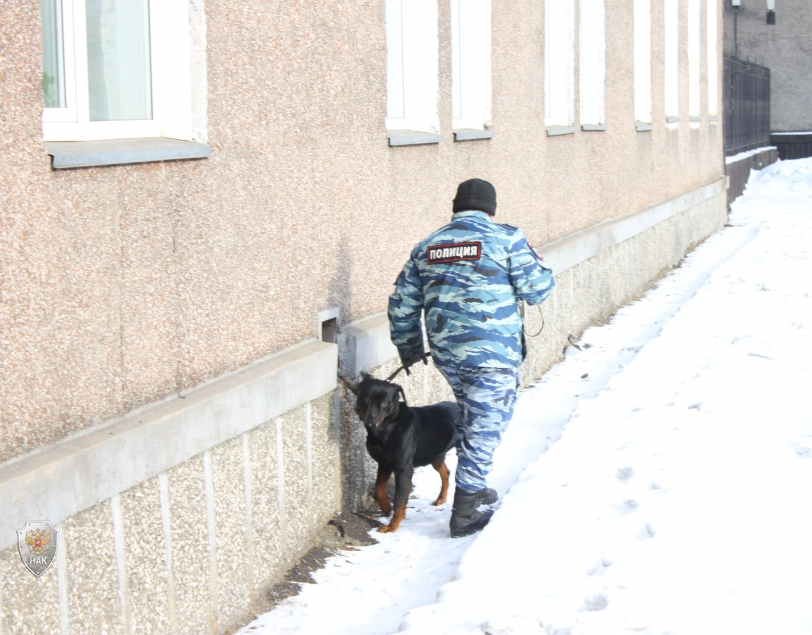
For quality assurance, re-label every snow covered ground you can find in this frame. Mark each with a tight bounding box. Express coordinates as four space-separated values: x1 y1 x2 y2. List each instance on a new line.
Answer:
238 159 812 635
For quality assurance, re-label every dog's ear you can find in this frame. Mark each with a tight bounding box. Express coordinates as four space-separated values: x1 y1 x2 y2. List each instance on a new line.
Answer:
338 374 360 395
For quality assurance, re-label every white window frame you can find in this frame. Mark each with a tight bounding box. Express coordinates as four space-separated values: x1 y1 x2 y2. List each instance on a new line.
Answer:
688 0 701 119
664 0 679 119
707 0 718 116
633 0 652 125
545 0 575 128
579 0 605 126
385 0 440 134
451 0 492 132
42 0 200 142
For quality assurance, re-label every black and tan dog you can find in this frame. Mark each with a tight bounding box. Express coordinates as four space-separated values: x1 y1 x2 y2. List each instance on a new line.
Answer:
341 373 459 533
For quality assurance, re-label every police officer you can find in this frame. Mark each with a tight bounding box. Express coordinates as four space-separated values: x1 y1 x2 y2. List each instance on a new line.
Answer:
388 178 555 537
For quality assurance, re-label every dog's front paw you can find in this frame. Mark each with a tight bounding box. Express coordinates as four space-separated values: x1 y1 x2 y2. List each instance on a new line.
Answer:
377 524 398 533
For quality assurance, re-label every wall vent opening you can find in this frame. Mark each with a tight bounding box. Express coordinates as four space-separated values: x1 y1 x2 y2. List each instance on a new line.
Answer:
321 317 338 343
317 307 340 344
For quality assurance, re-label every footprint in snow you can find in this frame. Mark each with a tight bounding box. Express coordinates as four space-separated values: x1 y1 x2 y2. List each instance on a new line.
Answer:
586 558 614 576
580 594 609 612
615 499 639 517
795 446 811 458
747 352 773 360
479 617 544 635
616 466 634 482
636 523 657 541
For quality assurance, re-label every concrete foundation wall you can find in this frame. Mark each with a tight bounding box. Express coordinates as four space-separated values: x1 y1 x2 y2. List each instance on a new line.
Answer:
0 341 340 635
0 393 339 635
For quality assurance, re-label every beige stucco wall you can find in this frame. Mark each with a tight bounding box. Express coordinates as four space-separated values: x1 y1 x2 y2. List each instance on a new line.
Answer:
0 0 723 463
0 392 339 635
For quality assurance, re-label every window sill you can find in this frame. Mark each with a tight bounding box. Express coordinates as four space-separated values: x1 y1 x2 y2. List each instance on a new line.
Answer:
546 126 577 137
581 124 606 132
690 116 702 123
635 122 653 132
666 116 680 124
453 129 494 142
709 116 719 123
46 138 212 169
387 130 443 147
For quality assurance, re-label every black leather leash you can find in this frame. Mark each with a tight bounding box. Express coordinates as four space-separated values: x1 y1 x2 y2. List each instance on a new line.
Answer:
524 303 546 338
387 303 544 382
386 352 431 381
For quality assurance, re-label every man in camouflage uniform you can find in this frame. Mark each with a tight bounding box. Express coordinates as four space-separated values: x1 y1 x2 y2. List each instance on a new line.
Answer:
388 178 555 537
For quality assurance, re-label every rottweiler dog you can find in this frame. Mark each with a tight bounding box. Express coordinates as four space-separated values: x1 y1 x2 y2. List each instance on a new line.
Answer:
341 373 459 533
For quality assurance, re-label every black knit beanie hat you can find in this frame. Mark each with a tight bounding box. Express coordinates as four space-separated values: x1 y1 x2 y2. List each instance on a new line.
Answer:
453 178 497 216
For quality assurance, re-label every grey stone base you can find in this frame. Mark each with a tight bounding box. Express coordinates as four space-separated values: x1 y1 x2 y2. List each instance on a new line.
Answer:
0 394 340 635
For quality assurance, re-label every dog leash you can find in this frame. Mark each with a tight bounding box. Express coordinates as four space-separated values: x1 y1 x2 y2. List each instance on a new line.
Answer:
386 308 543 382
386 303 544 383
524 303 546 338
386 352 431 381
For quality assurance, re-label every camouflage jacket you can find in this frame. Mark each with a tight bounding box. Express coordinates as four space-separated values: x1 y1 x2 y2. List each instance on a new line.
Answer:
388 210 556 369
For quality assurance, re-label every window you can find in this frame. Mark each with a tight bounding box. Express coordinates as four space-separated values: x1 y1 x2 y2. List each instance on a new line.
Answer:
664 0 679 120
688 0 700 119
707 0 718 117
39 0 205 142
633 0 652 127
579 0 605 127
385 0 440 134
40 0 68 110
544 0 575 130
450 0 491 133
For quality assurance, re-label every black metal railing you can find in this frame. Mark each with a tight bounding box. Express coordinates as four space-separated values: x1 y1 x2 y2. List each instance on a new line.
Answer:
724 56 770 157
771 133 812 160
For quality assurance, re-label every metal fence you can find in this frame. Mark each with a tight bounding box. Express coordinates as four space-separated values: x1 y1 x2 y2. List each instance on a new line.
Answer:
771 133 812 160
724 56 771 157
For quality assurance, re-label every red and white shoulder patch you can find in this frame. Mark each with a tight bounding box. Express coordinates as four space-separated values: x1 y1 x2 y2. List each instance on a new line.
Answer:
528 243 545 261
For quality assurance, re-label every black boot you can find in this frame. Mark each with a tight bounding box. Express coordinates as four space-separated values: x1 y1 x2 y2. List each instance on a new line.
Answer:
475 487 498 506
450 488 494 538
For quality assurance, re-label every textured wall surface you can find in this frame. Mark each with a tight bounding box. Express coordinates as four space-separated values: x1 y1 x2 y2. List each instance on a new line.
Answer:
0 0 723 463
520 190 727 385
0 392 339 635
723 0 812 131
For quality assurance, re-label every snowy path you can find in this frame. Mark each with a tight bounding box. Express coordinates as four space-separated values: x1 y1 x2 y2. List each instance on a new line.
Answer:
239 159 812 635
